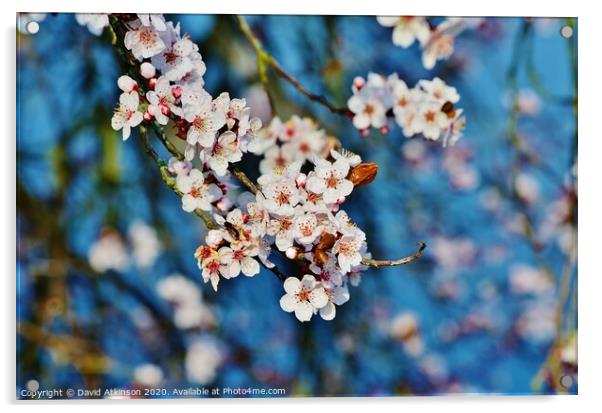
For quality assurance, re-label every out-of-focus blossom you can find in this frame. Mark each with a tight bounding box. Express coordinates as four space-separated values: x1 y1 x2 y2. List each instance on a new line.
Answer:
185 338 222 384
134 364 164 386
88 230 129 273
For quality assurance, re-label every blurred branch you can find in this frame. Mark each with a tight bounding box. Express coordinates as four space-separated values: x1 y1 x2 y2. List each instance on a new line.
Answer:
235 15 353 119
361 242 426 268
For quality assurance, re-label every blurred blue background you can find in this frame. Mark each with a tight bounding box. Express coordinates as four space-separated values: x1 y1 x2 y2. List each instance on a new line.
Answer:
16 14 577 397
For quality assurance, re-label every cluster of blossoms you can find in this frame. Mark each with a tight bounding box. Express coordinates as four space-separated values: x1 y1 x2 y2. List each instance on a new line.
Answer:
376 16 483 69
108 13 262 179
248 115 333 176
347 73 465 146
70 13 429 322
193 150 378 322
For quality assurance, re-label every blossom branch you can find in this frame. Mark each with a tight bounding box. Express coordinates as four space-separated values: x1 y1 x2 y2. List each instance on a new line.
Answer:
361 242 426 268
235 15 353 119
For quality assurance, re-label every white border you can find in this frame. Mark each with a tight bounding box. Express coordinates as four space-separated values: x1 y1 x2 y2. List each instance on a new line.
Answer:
3 0 599 412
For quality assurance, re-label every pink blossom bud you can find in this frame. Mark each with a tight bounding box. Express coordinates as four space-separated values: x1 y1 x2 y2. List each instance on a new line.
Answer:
160 105 171 116
360 128 370 137
143 111 153 121
148 78 157 89
336 196 346 205
117 75 137 93
285 247 299 260
215 197 233 212
353 76 365 91
242 213 250 223
379 125 390 135
295 173 307 188
172 85 183 99
139 62 156 79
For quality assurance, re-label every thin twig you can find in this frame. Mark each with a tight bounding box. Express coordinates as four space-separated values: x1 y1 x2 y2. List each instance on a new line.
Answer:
235 15 353 119
361 242 426 268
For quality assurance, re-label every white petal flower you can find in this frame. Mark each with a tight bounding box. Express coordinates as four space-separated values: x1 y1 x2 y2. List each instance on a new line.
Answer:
176 169 222 212
279 275 328 322
293 213 324 246
333 235 364 273
306 158 354 204
111 91 143 140
206 131 243 176
124 25 166 60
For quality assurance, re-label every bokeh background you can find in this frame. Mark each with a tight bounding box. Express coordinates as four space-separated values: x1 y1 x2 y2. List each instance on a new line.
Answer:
16 14 577 397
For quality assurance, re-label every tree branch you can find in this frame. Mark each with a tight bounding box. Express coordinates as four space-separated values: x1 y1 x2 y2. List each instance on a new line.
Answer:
361 242 426 268
235 15 353 119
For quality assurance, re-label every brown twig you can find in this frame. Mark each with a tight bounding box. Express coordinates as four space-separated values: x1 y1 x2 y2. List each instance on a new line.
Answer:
235 15 353 119
362 242 426 268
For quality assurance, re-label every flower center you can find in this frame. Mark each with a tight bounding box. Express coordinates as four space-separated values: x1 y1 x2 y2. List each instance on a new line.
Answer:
276 190 290 205
325 173 339 189
296 288 310 302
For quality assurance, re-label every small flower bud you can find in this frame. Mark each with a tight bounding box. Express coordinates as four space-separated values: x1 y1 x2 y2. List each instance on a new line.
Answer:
140 62 156 79
172 85 183 99
347 162 378 188
143 111 153 121
148 77 157 89
242 212 250 223
353 76 365 91
379 125 390 135
285 247 299 260
117 75 137 93
360 128 370 137
160 105 171 116
336 196 346 205
215 197 233 212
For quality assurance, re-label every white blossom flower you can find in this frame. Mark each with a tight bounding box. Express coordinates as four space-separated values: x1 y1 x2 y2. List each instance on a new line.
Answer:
422 29 455 70
333 235 364 273
306 158 354 204
414 103 451 140
319 285 350 321
293 213 324 246
146 77 181 125
176 169 222 212
249 116 282 154
279 275 329 322
197 248 223 291
137 14 167 31
124 25 166 60
167 157 192 176
347 93 387 130
206 131 243 176
242 193 270 237
262 177 300 216
151 38 195 81
111 91 143 140
376 16 430 48
267 214 296 251
259 145 295 176
184 91 225 148
75 14 109 36
219 243 260 278
419 77 459 103
310 256 344 289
